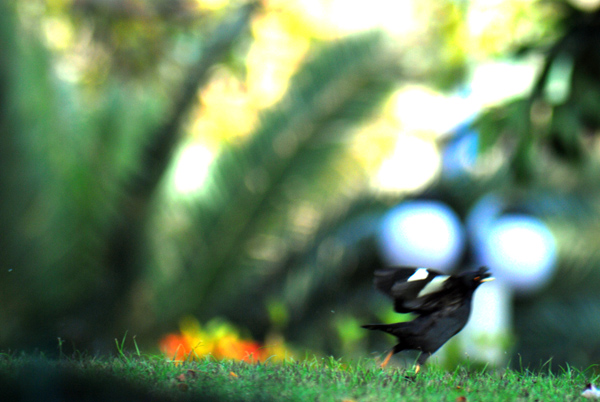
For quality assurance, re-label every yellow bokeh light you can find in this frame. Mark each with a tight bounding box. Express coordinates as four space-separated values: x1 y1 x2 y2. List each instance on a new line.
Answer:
193 0 230 11
191 67 258 143
43 16 75 51
247 10 311 108
467 0 552 58
350 120 400 173
373 135 441 193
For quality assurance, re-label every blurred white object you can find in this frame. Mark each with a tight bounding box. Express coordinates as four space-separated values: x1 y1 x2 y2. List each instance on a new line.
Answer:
583 384 600 399
378 201 465 272
460 195 558 367
459 279 512 365
374 135 440 193
478 214 557 293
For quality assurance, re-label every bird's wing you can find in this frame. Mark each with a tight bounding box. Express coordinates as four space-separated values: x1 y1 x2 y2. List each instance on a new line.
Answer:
373 267 446 313
374 267 436 298
403 289 458 314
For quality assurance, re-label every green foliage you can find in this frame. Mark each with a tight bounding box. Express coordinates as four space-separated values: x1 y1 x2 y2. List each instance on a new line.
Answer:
474 2 600 181
0 2 257 350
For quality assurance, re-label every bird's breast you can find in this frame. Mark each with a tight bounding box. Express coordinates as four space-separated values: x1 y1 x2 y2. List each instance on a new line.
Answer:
413 303 471 351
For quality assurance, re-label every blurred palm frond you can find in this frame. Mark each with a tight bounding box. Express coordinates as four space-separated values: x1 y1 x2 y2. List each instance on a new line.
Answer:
0 2 256 351
148 31 400 335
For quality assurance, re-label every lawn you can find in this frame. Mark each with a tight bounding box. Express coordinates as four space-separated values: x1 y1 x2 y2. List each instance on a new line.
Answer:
0 351 593 401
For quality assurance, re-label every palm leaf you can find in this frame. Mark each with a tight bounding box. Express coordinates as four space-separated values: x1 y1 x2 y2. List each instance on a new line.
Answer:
150 31 399 329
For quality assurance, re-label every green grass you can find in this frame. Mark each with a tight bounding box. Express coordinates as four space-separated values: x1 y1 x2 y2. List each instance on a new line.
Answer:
0 352 594 401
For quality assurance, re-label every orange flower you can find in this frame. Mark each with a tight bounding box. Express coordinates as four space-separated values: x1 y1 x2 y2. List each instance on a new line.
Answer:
159 316 294 363
214 335 265 362
238 340 265 362
160 334 191 362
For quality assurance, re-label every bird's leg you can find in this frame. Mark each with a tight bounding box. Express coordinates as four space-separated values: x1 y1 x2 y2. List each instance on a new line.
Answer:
413 352 430 374
380 350 394 368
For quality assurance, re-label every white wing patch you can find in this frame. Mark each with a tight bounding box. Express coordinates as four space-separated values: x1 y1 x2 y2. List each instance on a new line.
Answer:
417 275 450 297
407 268 430 282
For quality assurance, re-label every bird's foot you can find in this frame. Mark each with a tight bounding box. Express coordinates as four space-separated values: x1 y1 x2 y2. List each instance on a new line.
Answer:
401 364 421 381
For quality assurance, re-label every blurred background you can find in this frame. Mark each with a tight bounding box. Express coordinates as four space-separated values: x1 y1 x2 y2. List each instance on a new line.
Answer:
3 0 600 369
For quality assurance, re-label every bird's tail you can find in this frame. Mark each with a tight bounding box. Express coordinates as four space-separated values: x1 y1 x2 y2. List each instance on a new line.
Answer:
361 323 406 335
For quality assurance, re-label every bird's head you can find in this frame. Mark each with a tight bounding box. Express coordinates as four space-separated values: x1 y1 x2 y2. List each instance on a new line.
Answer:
457 266 494 290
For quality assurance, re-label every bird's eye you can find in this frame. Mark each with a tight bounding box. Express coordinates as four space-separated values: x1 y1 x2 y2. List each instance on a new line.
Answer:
473 276 480 281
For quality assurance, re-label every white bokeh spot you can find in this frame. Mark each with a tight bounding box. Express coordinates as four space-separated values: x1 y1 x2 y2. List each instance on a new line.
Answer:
378 201 466 272
479 215 557 293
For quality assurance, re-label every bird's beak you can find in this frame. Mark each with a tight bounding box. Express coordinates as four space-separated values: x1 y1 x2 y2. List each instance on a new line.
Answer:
481 277 495 282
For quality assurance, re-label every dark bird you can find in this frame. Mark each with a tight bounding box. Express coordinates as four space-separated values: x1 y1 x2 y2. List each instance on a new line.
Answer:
362 266 493 372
